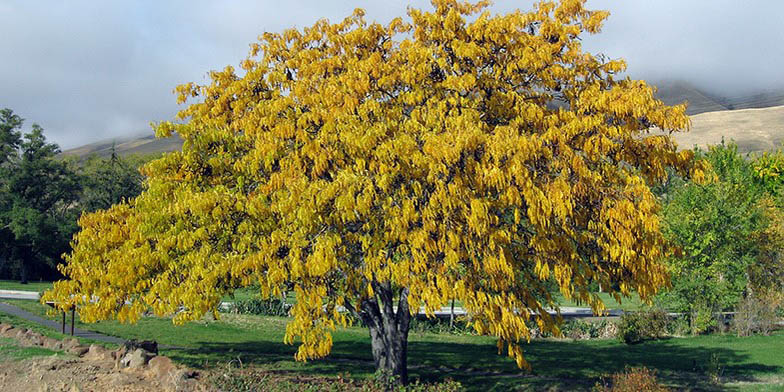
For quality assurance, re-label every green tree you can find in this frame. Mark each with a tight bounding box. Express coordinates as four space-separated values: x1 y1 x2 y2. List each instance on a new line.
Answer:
0 110 81 282
46 1 705 383
660 142 767 332
79 147 146 212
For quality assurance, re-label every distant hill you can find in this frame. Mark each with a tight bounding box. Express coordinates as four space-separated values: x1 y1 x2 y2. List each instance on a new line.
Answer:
652 80 729 115
62 134 183 158
651 80 784 116
659 105 784 154
63 81 784 158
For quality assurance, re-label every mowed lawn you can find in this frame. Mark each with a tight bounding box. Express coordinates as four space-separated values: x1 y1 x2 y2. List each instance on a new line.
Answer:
2 299 783 391
0 280 55 293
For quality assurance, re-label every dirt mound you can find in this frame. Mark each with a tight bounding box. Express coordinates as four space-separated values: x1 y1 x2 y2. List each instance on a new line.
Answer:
0 323 207 391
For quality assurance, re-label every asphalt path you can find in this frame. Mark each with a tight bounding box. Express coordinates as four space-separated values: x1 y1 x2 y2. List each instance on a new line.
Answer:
0 301 125 344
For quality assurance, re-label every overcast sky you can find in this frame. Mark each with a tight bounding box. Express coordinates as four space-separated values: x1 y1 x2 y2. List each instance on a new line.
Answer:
2 1 783 149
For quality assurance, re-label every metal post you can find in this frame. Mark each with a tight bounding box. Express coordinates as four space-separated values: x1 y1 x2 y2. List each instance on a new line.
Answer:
70 308 75 336
61 311 66 334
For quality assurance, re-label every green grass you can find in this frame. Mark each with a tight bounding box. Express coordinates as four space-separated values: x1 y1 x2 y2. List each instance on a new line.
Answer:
0 337 60 362
0 280 53 293
554 292 648 312
2 299 782 391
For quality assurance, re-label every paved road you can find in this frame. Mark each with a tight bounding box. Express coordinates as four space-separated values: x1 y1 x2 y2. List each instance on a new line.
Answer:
0 302 125 344
0 290 40 301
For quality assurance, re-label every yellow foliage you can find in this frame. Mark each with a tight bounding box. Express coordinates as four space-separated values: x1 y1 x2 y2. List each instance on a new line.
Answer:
43 0 703 369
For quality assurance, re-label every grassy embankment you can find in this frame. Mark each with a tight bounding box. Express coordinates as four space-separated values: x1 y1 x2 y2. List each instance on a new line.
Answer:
1 298 782 391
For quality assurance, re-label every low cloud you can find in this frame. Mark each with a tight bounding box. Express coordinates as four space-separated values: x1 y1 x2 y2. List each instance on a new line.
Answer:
1 1 781 148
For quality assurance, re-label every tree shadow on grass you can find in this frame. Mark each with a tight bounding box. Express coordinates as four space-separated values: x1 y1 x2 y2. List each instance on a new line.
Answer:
163 337 781 392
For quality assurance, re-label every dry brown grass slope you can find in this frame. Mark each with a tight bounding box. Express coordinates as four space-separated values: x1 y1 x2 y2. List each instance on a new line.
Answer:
662 105 784 154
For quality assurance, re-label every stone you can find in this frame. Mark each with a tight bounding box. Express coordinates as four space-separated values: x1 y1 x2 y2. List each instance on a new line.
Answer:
42 337 62 350
85 344 113 361
111 346 127 360
1 327 15 337
14 328 29 339
148 356 176 378
62 338 79 350
25 335 44 347
68 345 89 356
123 339 158 355
120 349 153 368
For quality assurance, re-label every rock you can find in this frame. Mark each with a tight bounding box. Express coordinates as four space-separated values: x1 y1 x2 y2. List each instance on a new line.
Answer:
36 356 60 371
148 356 176 378
123 339 158 355
68 345 89 356
42 337 62 350
85 344 113 361
120 349 153 368
169 369 201 391
25 335 44 347
15 328 29 339
0 323 12 333
1 327 15 337
62 338 79 350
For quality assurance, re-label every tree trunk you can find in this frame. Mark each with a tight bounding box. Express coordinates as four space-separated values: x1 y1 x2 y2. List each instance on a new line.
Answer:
358 284 411 385
449 298 455 329
18 249 28 285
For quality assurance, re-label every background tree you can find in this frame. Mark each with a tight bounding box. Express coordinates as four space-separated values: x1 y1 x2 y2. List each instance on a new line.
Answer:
0 109 24 278
45 0 705 383
79 147 147 212
659 142 784 333
0 110 81 282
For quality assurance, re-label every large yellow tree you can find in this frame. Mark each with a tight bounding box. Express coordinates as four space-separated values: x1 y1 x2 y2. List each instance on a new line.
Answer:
45 0 705 383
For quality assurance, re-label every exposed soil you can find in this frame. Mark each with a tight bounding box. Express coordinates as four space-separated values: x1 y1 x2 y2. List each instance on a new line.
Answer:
0 322 208 392
0 354 203 392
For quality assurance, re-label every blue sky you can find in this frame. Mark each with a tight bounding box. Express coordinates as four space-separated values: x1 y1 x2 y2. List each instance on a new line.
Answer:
2 0 783 149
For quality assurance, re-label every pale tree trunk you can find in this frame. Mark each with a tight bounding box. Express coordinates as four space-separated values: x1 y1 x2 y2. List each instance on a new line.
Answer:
449 298 455 329
357 283 411 385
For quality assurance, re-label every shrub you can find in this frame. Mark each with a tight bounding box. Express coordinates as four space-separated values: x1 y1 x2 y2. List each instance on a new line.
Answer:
665 315 690 337
617 308 668 344
732 294 780 336
689 304 718 335
593 367 669 392
562 319 617 340
225 298 290 317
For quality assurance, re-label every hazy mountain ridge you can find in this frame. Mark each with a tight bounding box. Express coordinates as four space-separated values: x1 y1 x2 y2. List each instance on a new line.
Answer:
62 134 184 158
62 82 784 157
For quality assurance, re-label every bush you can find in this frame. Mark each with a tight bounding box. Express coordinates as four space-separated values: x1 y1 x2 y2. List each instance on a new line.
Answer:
664 315 690 337
225 298 290 317
561 319 617 340
617 308 668 344
732 294 780 336
593 367 669 392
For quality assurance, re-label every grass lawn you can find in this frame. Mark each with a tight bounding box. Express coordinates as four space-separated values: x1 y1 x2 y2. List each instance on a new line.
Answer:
0 336 61 362
0 280 54 293
2 299 782 391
